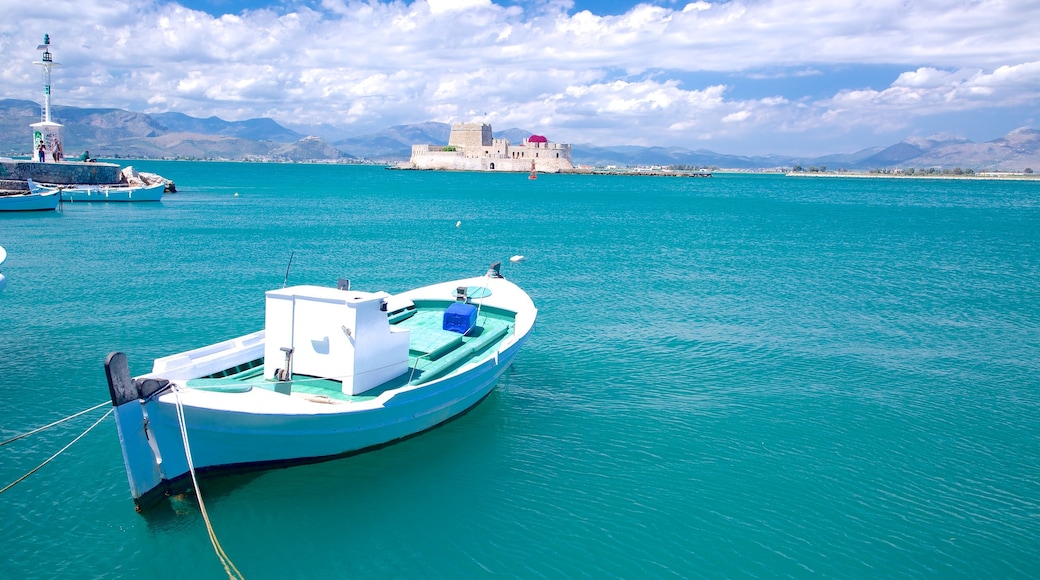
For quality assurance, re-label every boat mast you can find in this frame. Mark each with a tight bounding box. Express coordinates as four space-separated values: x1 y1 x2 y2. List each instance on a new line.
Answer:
33 34 60 123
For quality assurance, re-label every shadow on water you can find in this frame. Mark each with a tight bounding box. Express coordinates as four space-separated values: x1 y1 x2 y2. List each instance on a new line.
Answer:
138 471 266 530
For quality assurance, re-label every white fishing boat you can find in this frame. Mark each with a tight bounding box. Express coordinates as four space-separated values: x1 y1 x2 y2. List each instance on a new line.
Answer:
105 263 537 510
0 184 59 212
29 179 164 202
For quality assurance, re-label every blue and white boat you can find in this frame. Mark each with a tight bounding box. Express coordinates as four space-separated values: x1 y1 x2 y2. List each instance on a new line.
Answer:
0 184 59 211
105 264 537 510
29 179 165 202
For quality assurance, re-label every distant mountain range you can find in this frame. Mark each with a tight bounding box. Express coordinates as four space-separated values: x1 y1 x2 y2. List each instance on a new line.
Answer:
1 99 1037 171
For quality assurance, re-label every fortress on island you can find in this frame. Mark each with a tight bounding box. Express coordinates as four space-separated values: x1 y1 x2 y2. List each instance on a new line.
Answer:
404 122 573 172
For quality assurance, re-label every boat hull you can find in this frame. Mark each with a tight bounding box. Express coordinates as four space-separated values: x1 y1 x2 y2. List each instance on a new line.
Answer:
0 191 59 211
59 182 164 202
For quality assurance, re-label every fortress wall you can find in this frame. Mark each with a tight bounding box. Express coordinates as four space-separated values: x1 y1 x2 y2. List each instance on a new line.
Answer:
491 157 572 172
410 151 479 171
410 151 572 172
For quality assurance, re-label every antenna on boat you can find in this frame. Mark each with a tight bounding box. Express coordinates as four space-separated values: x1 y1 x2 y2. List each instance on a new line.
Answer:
282 251 295 288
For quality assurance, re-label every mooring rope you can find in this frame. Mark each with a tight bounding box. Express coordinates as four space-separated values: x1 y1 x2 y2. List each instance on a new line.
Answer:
0 401 110 447
0 408 113 495
471 272 492 332
172 386 245 580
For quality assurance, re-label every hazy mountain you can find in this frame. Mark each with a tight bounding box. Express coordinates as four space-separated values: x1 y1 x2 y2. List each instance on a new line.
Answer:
272 135 350 162
0 99 340 161
497 128 537 143
850 133 970 168
334 122 451 160
570 144 790 169
859 142 927 166
150 112 304 142
89 133 348 162
808 146 887 167
0 99 49 154
280 121 355 143
1 99 1037 169
904 128 1040 170
0 99 168 156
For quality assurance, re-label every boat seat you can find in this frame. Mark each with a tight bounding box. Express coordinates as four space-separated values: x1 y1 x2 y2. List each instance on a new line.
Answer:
409 323 511 385
388 306 417 324
408 326 465 359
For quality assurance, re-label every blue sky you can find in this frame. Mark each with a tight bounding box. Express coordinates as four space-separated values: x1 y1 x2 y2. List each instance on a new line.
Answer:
2 0 1038 155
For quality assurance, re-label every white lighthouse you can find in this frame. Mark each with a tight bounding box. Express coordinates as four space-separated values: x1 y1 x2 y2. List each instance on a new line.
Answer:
31 34 64 162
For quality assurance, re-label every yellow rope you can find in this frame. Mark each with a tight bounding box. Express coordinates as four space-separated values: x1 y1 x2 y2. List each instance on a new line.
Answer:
0 408 113 495
172 387 245 580
1 401 110 447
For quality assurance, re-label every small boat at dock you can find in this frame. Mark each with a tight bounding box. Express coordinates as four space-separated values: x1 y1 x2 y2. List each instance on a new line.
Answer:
105 263 537 510
29 180 164 202
0 184 59 212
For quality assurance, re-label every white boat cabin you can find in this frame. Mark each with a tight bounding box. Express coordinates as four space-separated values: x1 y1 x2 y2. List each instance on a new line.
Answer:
264 285 411 395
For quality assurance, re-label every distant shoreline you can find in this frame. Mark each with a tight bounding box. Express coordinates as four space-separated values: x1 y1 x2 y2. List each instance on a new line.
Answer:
782 171 1039 182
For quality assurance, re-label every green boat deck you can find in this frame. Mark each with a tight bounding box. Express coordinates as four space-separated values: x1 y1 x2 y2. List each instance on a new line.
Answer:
186 303 514 402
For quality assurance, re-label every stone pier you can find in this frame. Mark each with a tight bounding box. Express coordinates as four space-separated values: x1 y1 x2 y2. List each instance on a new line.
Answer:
0 160 127 192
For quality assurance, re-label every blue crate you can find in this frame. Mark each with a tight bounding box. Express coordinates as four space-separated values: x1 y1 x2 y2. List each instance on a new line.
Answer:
443 302 477 334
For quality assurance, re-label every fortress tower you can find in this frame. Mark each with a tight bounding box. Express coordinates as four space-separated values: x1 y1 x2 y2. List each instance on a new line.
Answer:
447 123 492 150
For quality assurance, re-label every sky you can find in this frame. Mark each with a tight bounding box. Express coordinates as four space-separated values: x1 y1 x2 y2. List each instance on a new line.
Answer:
1 0 1038 155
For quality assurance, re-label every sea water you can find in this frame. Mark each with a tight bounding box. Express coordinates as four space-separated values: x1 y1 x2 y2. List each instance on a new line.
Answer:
1 164 1038 578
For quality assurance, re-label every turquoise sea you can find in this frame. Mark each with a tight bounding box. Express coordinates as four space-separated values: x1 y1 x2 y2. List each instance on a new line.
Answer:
1 163 1038 578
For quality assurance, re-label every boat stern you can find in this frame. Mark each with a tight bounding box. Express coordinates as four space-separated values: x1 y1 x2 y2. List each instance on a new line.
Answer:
104 352 175 508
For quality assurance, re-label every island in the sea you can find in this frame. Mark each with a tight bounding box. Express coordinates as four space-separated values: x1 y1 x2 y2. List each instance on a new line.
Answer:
399 122 573 173
394 122 711 177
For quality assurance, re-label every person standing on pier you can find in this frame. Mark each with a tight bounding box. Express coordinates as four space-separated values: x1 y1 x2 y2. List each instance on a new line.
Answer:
37 143 46 162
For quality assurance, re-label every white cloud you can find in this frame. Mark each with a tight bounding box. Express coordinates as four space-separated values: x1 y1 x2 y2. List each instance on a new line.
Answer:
427 0 493 15
682 2 712 13
2 0 1038 153
826 61 1040 116
722 110 751 123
